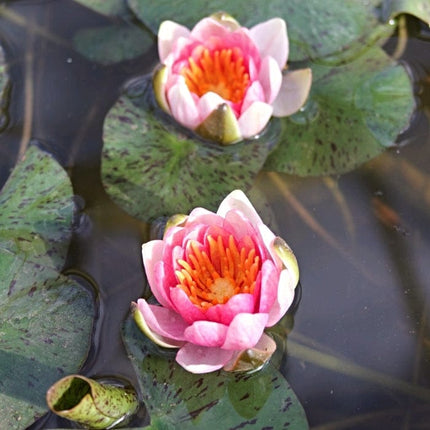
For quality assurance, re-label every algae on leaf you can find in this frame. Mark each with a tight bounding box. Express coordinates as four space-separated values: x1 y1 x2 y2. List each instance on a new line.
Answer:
0 145 94 429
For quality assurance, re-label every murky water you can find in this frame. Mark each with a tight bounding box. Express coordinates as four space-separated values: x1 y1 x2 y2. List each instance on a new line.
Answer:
0 1 429 429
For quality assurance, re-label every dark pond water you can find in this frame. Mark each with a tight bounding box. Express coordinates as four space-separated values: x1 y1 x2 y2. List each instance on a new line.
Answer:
0 1 430 429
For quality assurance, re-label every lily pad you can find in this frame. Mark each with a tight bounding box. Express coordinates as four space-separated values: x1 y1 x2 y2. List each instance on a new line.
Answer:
0 145 95 429
101 77 277 222
73 22 155 65
123 318 309 430
381 0 430 24
74 0 130 17
127 0 393 62
264 46 415 176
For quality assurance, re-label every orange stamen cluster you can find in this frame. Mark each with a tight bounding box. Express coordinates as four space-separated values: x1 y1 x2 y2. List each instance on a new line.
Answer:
175 235 260 310
181 48 250 103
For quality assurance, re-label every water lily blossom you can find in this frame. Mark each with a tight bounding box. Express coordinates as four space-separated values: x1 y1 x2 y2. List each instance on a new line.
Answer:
153 13 312 144
133 190 299 373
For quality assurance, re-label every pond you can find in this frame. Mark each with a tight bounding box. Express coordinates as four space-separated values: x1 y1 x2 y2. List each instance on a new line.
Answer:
0 1 429 429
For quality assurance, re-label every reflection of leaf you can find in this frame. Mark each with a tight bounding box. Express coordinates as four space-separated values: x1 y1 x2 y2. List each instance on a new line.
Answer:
74 0 130 17
101 78 277 222
264 46 414 176
0 44 10 131
0 145 95 429
122 318 309 429
73 22 155 65
127 0 393 62
381 0 430 24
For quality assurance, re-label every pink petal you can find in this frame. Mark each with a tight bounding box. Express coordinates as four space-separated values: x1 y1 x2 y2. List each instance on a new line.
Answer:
197 91 227 122
136 299 188 341
240 81 265 114
222 313 268 350
223 209 259 242
167 79 200 129
272 68 312 117
249 18 288 68
151 261 177 308
142 241 172 308
186 207 224 228
176 343 234 373
257 223 278 267
158 20 191 63
169 287 206 324
258 260 280 313
237 101 273 138
266 269 296 326
258 56 282 104
217 190 264 230
184 321 228 347
205 293 256 325
191 17 230 41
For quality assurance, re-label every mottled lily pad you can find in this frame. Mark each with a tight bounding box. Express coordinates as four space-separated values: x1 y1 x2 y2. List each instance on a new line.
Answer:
101 77 277 222
264 46 415 176
0 145 94 429
127 0 393 62
73 22 155 65
123 318 309 430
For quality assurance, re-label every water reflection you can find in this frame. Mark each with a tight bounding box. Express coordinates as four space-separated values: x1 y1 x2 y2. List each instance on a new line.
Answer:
0 1 429 429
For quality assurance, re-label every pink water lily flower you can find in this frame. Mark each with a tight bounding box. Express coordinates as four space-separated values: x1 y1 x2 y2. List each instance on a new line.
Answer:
133 190 299 374
153 13 312 144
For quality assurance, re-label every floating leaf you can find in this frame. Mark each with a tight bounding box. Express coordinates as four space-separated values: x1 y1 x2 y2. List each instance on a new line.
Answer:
74 0 130 17
127 0 394 62
101 77 277 222
122 318 309 430
0 145 95 429
264 46 415 176
381 0 430 24
73 21 155 65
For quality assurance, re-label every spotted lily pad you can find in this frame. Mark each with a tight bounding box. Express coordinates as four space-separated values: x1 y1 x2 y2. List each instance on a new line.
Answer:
126 0 393 62
101 77 278 222
0 145 94 429
264 46 415 176
122 318 309 429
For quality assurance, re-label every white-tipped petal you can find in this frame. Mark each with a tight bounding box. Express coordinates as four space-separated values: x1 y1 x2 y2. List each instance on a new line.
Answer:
237 101 273 139
249 18 289 68
258 56 283 104
158 20 190 63
272 68 312 117
167 79 200 129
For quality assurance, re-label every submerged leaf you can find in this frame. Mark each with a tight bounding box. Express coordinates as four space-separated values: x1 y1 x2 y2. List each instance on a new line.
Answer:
122 317 309 429
0 145 94 429
101 77 277 221
73 22 155 65
74 0 130 17
264 46 415 176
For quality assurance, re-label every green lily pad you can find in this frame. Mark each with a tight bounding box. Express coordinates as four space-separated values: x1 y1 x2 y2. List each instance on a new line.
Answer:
73 22 155 65
126 0 393 62
381 0 430 24
122 318 309 430
101 77 277 222
74 0 130 17
0 145 95 429
264 46 415 176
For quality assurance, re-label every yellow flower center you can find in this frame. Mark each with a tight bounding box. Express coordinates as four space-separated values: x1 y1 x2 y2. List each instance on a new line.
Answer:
181 48 250 104
176 235 260 310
